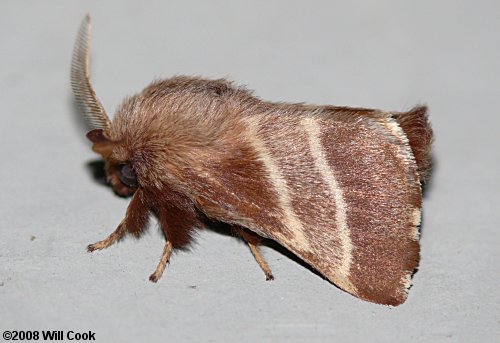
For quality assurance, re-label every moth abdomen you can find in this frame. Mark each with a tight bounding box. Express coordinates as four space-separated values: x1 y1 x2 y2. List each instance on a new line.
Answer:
393 106 433 182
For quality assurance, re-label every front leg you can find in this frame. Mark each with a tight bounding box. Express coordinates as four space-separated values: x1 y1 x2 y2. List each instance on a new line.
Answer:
87 219 126 252
87 189 149 252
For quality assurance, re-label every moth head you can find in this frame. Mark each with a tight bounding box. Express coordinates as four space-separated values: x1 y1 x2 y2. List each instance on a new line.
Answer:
85 129 138 196
106 161 139 197
71 15 138 197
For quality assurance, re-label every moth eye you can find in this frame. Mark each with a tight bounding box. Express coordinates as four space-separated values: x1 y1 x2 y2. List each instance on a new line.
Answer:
118 164 138 188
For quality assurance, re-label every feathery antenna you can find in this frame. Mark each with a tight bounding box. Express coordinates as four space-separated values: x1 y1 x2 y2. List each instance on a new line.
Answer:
70 14 111 132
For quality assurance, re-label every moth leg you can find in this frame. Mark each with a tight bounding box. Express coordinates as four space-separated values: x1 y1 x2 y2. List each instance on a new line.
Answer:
149 241 173 283
87 190 149 252
148 200 198 282
248 242 274 281
235 227 274 281
87 220 126 252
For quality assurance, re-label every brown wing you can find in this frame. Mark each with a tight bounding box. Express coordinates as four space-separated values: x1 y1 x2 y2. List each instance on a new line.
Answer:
185 106 422 306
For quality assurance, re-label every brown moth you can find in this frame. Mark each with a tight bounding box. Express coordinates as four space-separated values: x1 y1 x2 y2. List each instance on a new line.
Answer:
71 15 433 306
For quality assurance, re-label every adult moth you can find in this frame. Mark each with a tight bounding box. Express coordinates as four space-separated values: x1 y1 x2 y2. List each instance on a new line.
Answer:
71 15 432 306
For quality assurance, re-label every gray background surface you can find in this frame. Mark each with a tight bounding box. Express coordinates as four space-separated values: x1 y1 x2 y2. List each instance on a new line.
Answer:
1 1 498 342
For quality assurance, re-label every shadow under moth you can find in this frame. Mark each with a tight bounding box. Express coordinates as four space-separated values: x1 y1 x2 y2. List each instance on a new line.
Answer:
71 15 433 306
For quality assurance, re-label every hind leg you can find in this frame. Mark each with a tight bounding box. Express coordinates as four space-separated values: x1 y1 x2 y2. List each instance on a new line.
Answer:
234 227 274 281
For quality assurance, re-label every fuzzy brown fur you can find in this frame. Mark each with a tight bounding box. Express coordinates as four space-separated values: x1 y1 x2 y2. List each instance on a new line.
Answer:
82 77 432 305
393 106 434 182
73 16 433 306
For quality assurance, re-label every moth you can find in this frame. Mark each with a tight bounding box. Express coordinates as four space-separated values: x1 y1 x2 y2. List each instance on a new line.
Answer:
71 15 432 306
